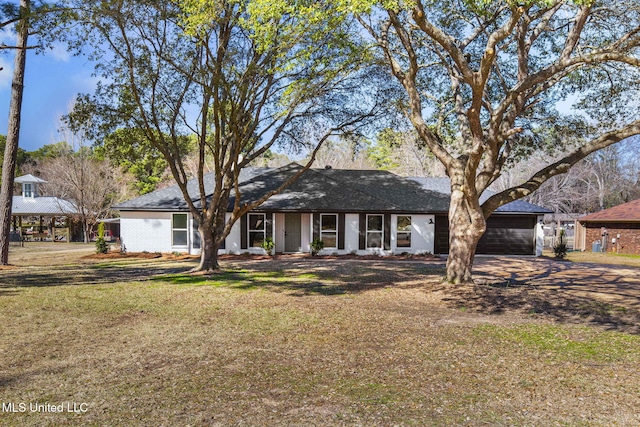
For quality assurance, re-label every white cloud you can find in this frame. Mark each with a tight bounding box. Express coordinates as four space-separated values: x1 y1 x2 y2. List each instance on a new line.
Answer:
0 23 14 44
49 42 71 62
72 71 101 91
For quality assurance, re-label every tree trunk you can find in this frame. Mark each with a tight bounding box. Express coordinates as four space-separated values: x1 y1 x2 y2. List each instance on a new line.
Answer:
84 222 91 244
0 0 29 265
195 226 220 272
445 185 486 285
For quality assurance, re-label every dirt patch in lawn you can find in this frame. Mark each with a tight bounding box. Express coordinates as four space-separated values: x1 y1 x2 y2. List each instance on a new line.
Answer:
452 256 640 334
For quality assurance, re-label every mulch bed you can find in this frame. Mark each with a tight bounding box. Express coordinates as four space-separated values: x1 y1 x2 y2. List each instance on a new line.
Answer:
82 252 195 261
82 252 444 262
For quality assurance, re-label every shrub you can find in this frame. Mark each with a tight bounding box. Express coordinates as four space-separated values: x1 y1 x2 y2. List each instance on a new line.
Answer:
95 222 108 254
261 237 275 256
310 238 324 256
553 229 568 259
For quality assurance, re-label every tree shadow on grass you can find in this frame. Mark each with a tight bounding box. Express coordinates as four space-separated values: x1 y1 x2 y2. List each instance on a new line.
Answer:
0 257 432 297
154 259 445 296
0 261 195 290
438 260 640 334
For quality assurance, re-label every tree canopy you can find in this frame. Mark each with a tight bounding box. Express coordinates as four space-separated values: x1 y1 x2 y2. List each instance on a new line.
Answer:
71 0 383 270
347 0 640 282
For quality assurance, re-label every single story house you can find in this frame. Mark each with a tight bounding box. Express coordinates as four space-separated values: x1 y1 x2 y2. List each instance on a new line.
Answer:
575 198 640 254
114 163 550 256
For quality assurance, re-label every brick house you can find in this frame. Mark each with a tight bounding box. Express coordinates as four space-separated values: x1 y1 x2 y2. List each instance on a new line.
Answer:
575 198 640 254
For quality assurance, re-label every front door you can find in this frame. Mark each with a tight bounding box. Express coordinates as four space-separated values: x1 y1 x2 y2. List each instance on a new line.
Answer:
284 213 302 252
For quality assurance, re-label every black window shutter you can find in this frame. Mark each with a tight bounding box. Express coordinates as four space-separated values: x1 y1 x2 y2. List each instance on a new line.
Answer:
338 213 345 250
240 214 248 249
219 217 226 249
266 213 273 240
313 213 320 241
384 213 391 250
192 218 201 250
359 213 366 250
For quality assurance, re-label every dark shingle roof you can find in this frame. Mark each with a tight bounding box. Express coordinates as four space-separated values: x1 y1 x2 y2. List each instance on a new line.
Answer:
578 199 640 222
113 167 271 211
228 165 451 212
409 177 552 214
115 164 549 214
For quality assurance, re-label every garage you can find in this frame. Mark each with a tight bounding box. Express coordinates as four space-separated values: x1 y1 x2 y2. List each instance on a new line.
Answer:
435 214 537 255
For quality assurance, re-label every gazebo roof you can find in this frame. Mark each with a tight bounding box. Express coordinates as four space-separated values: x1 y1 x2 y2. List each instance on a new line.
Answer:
11 196 77 216
14 174 47 184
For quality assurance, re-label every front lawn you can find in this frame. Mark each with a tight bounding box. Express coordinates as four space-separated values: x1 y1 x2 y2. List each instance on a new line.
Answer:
564 250 640 268
1 252 639 426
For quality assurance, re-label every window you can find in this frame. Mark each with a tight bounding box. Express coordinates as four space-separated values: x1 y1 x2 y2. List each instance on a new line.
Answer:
320 214 338 248
172 213 188 247
366 214 383 248
397 216 412 248
23 183 33 198
248 213 266 248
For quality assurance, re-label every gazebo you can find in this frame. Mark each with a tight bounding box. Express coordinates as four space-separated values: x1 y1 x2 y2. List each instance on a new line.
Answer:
10 174 78 242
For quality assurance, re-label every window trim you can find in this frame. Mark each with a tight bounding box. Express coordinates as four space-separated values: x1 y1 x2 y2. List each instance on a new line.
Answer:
248 213 266 248
172 213 189 247
396 215 412 248
366 214 384 249
320 213 338 249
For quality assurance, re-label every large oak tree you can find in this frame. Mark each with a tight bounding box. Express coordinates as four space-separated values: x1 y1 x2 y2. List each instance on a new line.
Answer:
352 0 640 283
74 0 382 271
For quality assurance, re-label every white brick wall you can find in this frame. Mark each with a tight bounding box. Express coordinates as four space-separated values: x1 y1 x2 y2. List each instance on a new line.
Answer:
317 213 436 256
120 210 437 256
392 214 435 254
120 211 174 253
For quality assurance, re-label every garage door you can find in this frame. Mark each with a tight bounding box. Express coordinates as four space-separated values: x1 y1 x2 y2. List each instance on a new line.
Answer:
435 215 536 255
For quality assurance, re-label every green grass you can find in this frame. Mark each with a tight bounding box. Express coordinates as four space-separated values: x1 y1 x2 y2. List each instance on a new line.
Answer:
156 269 325 293
564 250 640 267
475 324 640 362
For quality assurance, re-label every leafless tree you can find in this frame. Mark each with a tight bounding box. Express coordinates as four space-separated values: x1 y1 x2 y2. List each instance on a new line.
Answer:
309 138 375 170
37 126 125 243
496 138 640 214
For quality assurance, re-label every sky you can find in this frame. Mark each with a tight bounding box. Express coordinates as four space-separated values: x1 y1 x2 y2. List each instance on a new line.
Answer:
0 25 98 152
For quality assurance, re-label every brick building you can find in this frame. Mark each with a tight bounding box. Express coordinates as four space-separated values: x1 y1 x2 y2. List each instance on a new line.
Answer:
575 199 640 254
